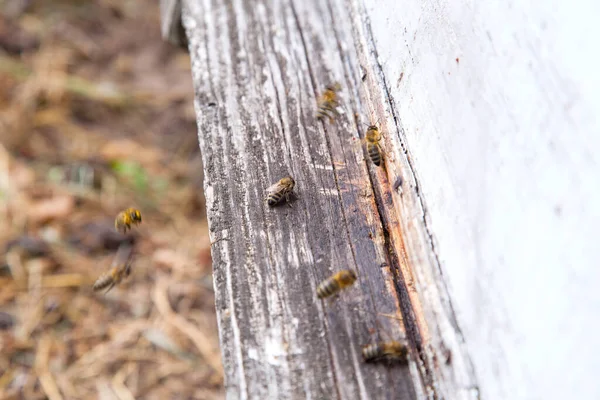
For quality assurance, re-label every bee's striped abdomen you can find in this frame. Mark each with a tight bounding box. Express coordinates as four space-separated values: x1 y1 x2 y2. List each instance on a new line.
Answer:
316 270 357 299
317 103 337 121
316 84 340 122
317 278 340 299
266 177 295 207
362 342 408 364
362 343 383 362
367 143 382 166
267 191 285 206
93 273 114 291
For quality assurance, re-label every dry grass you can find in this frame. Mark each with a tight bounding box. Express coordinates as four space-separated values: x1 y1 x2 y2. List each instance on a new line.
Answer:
0 1 223 399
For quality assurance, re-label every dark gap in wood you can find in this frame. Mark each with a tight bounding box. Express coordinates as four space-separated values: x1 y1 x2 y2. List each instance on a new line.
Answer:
293 0 418 397
328 0 440 395
367 169 436 399
353 0 467 397
320 3 419 395
318 0 422 396
319 10 402 385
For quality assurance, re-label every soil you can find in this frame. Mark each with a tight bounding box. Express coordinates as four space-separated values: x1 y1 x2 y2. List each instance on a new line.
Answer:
0 1 223 399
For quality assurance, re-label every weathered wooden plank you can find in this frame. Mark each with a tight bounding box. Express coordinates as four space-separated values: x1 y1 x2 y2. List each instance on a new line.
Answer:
181 0 425 398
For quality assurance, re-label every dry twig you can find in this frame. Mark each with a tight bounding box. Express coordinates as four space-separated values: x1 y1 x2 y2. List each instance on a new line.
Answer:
152 282 223 375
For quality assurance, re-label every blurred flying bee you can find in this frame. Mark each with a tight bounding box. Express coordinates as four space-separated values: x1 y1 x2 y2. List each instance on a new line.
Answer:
115 208 142 233
365 124 383 166
316 82 342 122
266 176 296 207
316 269 357 299
362 341 408 364
93 243 134 293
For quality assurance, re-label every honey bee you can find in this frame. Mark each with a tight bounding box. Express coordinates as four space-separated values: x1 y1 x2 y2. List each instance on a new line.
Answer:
316 82 342 121
365 124 383 166
362 341 408 364
316 269 357 299
115 208 142 233
266 176 296 207
93 243 134 293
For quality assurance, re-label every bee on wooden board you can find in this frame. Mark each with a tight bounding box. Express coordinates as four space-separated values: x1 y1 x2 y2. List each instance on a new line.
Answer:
365 124 383 167
316 269 357 299
316 82 342 122
362 341 408 364
93 243 134 293
115 207 142 233
266 176 296 207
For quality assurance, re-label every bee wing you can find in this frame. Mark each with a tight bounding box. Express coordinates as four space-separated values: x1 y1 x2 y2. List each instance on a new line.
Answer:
266 181 284 195
112 243 134 268
110 243 135 277
93 270 115 292
103 279 116 293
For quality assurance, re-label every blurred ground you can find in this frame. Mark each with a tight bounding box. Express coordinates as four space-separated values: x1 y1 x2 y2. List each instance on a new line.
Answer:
0 1 223 399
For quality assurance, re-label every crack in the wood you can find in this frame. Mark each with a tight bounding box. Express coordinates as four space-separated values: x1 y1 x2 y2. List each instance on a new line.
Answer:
354 26 442 400
349 96 435 397
320 2 413 399
356 0 481 397
261 46 293 172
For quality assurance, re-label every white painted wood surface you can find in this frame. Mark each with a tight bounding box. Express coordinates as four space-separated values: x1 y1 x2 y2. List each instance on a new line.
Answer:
364 0 600 399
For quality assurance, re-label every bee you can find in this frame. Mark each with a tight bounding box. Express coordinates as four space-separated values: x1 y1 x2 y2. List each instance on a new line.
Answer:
115 208 142 233
266 176 296 207
93 243 134 293
365 124 383 166
362 341 408 364
316 269 357 299
316 82 342 121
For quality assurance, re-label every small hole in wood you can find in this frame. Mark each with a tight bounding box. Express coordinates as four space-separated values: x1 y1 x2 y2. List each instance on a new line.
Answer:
393 176 403 192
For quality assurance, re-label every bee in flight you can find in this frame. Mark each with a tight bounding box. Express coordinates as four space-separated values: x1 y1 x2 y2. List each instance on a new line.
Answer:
316 269 357 299
115 208 142 233
266 176 296 207
365 124 383 166
316 82 342 122
93 243 134 293
362 341 408 364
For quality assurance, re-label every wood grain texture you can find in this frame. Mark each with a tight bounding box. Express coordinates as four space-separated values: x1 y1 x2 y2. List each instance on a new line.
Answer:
180 0 477 398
